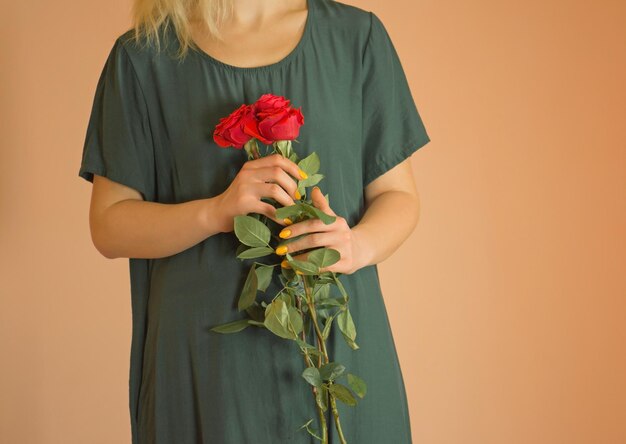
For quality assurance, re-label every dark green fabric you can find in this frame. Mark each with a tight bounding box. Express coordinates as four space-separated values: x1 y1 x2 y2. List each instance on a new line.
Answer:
78 0 430 442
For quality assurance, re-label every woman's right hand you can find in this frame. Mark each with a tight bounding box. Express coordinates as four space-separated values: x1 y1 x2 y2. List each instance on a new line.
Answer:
213 153 308 233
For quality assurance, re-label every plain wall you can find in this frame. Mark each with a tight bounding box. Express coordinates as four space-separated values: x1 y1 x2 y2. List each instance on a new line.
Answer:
1 0 624 443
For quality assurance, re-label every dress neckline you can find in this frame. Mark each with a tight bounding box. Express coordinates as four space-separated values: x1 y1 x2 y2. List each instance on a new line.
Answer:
189 0 314 74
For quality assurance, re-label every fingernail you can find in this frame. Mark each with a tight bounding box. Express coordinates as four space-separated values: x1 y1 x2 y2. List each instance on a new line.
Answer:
280 259 291 269
299 169 308 179
294 190 301 200
275 245 288 255
283 218 293 225
279 229 291 239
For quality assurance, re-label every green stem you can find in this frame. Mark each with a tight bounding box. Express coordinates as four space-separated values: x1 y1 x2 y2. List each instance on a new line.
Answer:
301 276 349 443
302 277 329 365
329 392 347 444
296 287 328 443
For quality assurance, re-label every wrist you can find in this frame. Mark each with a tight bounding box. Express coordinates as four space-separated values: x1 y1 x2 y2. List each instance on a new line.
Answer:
199 194 229 236
350 224 374 271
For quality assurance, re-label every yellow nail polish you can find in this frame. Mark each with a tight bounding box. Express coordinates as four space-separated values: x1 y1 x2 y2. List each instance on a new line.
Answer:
299 169 308 179
294 190 301 200
295 270 304 275
283 218 293 225
275 245 288 255
279 229 291 239
280 259 291 269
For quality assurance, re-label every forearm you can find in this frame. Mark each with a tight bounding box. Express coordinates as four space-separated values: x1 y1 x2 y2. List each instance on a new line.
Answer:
351 190 420 268
92 195 226 259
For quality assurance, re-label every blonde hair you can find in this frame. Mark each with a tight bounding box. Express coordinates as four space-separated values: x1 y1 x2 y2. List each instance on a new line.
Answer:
123 0 234 61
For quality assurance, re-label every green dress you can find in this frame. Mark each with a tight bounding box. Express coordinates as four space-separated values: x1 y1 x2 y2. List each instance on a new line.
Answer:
77 0 430 442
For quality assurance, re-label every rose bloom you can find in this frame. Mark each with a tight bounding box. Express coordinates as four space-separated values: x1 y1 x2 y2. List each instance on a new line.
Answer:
213 104 257 149
212 93 305 148
253 94 304 142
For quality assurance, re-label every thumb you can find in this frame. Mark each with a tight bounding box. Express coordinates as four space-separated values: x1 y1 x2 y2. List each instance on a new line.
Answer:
311 186 336 216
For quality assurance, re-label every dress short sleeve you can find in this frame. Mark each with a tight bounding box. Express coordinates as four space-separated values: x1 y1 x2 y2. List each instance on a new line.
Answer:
78 38 156 201
361 12 431 188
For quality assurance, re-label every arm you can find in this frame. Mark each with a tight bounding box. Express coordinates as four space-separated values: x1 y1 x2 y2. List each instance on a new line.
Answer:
351 158 421 268
276 158 421 275
89 175 224 259
88 153 304 259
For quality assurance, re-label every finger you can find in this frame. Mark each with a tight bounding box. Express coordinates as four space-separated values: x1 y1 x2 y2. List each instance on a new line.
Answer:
276 231 340 256
244 153 307 182
253 165 300 201
277 216 333 240
287 256 339 274
257 182 297 208
254 201 285 226
291 252 341 274
311 186 336 216
318 260 339 274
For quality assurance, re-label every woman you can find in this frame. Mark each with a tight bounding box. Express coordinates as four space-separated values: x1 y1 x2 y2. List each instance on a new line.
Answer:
78 0 430 442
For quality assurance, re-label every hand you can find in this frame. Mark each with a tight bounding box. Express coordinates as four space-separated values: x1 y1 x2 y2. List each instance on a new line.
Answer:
214 153 308 232
276 186 368 275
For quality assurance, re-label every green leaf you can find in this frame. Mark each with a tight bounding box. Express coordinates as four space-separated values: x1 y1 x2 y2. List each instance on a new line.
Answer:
275 140 292 158
328 382 357 406
298 152 321 175
244 301 265 322
274 203 303 219
276 289 293 307
319 362 346 381
312 283 331 302
288 258 320 275
255 264 274 292
299 183 308 200
317 307 332 320
238 264 258 311
317 272 335 284
298 201 336 225
333 273 349 301
234 215 271 247
302 367 322 387
264 299 296 339
317 298 343 308
337 307 359 349
308 248 341 268
343 336 359 350
300 173 324 188
347 373 367 399
236 246 274 259
235 243 249 257
247 320 266 327
337 308 356 341
321 311 340 340
296 338 324 359
280 262 297 282
288 306 303 336
210 319 250 333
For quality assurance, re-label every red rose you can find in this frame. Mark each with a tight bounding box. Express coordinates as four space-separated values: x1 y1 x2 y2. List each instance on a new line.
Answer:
254 93 292 113
241 112 274 146
213 104 256 149
252 94 305 142
212 94 305 148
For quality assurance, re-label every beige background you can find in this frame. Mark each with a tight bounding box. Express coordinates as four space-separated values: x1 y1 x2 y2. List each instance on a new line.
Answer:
2 0 625 443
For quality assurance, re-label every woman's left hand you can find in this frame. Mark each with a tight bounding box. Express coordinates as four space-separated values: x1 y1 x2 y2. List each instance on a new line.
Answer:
275 186 367 275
